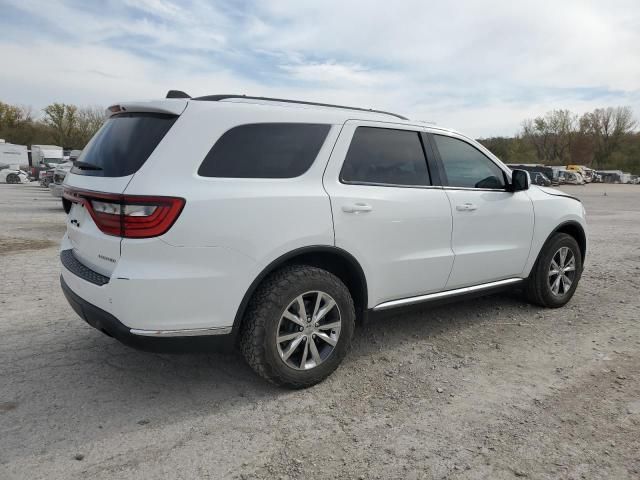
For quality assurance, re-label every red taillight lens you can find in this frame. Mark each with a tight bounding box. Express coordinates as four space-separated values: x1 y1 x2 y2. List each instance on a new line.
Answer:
63 188 185 239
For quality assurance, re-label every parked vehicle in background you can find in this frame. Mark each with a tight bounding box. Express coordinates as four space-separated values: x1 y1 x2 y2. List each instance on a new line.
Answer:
59 92 587 388
506 164 557 185
0 166 30 184
558 170 585 185
0 141 30 170
530 171 552 186
49 162 74 197
30 145 64 180
549 166 566 184
50 150 81 199
597 170 631 183
39 169 55 187
566 165 594 183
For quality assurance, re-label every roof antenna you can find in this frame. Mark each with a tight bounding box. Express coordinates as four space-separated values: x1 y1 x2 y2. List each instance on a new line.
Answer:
166 90 191 99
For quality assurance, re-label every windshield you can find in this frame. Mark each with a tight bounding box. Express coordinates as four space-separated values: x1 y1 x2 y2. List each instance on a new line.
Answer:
72 112 177 177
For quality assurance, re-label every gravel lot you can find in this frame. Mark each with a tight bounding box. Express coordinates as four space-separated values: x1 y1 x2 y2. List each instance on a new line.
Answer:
1 183 639 480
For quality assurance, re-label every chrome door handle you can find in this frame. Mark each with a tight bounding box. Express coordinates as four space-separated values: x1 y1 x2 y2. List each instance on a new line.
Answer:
456 203 477 211
342 203 373 214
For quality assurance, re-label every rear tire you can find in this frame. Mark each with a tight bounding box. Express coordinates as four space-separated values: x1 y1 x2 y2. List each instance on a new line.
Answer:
526 233 582 308
6 174 19 184
240 265 355 388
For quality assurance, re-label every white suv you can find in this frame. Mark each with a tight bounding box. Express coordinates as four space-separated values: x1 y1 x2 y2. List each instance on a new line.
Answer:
60 92 587 388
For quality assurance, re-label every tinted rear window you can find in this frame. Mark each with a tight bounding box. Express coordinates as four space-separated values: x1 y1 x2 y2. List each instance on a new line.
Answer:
340 127 430 186
198 123 330 178
72 113 177 177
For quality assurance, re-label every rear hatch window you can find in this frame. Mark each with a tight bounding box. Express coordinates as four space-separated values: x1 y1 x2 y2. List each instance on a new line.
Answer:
72 113 177 177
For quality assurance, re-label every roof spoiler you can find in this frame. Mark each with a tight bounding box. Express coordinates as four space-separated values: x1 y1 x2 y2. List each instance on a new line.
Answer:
106 99 188 117
166 90 191 99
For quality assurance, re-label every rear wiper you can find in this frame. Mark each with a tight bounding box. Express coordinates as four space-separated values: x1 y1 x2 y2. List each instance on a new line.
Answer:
74 161 102 171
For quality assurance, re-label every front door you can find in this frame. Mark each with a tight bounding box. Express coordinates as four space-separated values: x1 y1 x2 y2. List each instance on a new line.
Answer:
429 133 534 289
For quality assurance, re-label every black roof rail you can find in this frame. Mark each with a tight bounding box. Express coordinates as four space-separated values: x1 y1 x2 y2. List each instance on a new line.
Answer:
191 94 408 120
166 90 191 99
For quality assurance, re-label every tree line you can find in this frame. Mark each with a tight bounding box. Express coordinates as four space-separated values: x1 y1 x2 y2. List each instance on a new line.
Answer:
0 101 105 150
479 106 639 174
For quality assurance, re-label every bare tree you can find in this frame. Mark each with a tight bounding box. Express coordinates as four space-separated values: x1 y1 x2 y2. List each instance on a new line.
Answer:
521 110 577 164
580 107 637 169
73 106 106 147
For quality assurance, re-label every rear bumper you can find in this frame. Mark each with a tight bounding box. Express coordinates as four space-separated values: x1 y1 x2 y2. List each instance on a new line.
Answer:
61 275 235 353
59 232 257 333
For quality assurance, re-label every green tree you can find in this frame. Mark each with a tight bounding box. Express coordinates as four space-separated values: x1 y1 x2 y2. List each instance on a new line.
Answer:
42 103 79 147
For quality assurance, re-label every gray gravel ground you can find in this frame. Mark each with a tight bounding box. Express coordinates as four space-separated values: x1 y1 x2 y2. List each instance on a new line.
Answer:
0 183 639 480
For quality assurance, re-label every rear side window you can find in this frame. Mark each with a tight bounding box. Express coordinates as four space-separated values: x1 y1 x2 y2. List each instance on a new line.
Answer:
340 127 430 186
72 113 177 177
198 123 331 178
432 135 506 189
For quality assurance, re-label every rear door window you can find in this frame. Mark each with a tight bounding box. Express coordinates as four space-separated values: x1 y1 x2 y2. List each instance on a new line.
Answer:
198 123 331 178
340 127 430 186
72 113 177 177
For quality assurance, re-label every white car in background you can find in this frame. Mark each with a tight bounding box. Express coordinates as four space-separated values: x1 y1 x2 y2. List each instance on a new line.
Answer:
0 166 30 184
60 92 588 388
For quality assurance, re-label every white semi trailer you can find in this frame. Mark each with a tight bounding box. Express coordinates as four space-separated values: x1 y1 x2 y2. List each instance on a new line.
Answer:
30 145 64 179
0 141 29 170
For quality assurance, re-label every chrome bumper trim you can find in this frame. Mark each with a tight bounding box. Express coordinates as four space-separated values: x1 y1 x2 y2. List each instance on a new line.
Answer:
373 278 523 311
130 326 233 337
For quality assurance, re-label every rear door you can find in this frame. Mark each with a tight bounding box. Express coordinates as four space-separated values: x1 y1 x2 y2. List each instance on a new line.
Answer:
428 132 534 289
64 101 185 276
323 121 454 307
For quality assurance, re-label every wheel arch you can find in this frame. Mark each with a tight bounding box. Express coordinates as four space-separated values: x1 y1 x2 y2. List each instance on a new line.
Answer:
529 220 587 277
231 246 368 340
552 220 587 262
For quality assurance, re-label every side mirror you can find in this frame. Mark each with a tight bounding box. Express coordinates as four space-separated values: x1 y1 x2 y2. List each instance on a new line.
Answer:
509 169 530 192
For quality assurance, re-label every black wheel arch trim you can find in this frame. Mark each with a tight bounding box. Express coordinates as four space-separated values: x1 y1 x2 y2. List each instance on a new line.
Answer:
231 245 368 340
534 220 587 269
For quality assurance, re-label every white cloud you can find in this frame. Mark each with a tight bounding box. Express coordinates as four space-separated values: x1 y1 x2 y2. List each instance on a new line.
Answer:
280 62 396 87
1 0 639 136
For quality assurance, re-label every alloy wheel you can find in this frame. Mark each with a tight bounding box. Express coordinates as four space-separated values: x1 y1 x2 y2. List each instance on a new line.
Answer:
276 291 342 370
548 246 576 296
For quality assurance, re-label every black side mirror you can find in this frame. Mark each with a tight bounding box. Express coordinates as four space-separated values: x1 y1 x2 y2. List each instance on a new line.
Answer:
509 169 530 192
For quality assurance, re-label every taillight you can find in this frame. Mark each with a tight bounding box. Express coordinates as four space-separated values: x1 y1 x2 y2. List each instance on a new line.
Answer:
63 188 185 238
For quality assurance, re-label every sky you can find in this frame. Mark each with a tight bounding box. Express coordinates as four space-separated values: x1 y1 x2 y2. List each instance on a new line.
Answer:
1 0 639 138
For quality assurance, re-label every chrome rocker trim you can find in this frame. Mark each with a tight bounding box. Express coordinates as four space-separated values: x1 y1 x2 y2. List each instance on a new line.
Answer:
373 278 523 311
130 326 233 337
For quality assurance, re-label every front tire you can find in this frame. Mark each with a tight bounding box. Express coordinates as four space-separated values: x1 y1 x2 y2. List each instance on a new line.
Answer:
240 265 355 388
526 233 582 308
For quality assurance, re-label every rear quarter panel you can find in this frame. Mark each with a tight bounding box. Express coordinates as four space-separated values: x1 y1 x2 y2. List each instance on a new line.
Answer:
121 102 342 327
